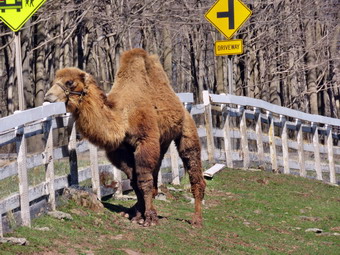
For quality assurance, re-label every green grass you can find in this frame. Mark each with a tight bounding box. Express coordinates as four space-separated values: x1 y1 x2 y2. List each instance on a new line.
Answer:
1 168 340 254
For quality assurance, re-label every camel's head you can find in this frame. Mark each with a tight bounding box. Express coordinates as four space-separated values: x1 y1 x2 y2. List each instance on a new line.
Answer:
44 67 90 112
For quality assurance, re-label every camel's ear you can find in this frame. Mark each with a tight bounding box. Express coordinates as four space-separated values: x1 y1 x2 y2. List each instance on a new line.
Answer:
80 71 91 84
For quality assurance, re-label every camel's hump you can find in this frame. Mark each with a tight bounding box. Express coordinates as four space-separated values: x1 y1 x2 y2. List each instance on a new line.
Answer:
120 48 148 65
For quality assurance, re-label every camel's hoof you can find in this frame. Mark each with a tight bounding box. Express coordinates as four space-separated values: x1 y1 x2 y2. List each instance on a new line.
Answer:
142 219 158 227
130 215 144 225
191 216 203 228
143 211 159 227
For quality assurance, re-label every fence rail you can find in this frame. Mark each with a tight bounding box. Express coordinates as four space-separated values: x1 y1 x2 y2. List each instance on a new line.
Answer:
1 91 340 236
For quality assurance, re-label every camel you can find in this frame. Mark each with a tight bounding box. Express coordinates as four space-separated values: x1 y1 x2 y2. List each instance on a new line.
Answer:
44 48 206 227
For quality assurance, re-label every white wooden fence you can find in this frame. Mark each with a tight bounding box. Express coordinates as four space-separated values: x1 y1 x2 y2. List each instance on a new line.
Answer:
201 91 340 184
1 91 340 236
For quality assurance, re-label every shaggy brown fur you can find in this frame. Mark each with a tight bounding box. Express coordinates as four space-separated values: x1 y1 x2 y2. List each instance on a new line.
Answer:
44 49 206 227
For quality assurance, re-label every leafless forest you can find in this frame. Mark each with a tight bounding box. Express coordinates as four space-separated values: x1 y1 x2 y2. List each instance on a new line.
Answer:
0 0 339 118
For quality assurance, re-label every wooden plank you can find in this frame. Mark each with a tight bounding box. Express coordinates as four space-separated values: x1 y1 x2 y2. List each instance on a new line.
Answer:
0 102 66 133
203 163 225 179
280 116 290 174
312 123 322 181
203 91 215 163
296 120 306 177
223 110 233 168
169 141 180 185
209 93 340 126
0 114 72 146
176 93 194 103
326 125 336 184
255 108 264 166
190 104 205 115
44 118 56 210
89 143 101 199
16 129 31 227
267 111 278 172
240 107 249 169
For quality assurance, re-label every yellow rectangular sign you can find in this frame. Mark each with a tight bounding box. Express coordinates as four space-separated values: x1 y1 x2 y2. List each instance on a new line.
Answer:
215 40 243 56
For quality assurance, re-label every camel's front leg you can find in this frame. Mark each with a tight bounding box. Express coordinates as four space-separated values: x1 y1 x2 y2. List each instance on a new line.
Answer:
135 139 160 227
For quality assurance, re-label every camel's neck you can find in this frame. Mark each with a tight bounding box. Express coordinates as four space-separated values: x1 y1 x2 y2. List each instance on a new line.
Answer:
73 85 125 150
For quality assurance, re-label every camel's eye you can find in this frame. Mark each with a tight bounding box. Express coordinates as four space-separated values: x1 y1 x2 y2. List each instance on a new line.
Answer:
65 80 74 87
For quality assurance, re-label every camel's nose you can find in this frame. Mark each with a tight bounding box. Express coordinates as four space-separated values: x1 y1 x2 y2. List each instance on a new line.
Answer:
44 92 57 103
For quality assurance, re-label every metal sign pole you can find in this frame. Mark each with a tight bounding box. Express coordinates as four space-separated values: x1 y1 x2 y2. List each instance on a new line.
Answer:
228 55 233 95
14 31 24 110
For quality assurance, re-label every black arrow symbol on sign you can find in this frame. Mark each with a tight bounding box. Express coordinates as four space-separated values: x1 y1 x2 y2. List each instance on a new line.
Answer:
217 0 235 30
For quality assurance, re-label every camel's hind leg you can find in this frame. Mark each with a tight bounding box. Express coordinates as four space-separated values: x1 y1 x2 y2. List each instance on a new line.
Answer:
106 148 144 223
175 112 206 227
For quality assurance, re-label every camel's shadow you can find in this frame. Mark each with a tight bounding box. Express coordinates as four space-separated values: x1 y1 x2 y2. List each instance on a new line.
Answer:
102 201 128 214
101 201 191 225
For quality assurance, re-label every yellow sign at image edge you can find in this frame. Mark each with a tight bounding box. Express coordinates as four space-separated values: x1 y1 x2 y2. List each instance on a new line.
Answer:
0 0 47 32
205 0 252 39
215 40 243 56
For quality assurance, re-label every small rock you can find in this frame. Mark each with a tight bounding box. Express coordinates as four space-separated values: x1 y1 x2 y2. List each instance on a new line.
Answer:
167 187 183 192
330 226 340 232
63 188 104 212
112 234 124 240
70 208 88 216
115 195 137 201
305 228 323 233
316 232 340 237
94 218 103 226
47 211 73 221
155 193 168 202
34 227 50 231
0 237 29 245
256 179 269 185
121 249 141 255
299 216 321 222
183 195 195 204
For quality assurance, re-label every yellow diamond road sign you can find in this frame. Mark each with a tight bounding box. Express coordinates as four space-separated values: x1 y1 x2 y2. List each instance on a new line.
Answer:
0 0 47 32
205 0 252 39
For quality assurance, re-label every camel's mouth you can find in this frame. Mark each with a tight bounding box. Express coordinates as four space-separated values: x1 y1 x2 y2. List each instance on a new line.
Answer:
44 92 59 103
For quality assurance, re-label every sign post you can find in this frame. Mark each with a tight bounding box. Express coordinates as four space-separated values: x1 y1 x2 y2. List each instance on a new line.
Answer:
0 0 47 110
14 32 24 110
205 0 252 94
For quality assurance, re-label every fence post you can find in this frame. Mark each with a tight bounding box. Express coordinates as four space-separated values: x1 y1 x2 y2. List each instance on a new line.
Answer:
312 123 322 181
296 119 306 177
68 123 79 186
254 108 264 167
280 115 290 175
170 141 180 185
44 117 56 210
16 125 31 227
203 91 215 163
89 143 101 199
326 125 336 184
113 166 123 196
267 111 278 173
223 108 233 168
0 214 3 237
239 106 249 169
